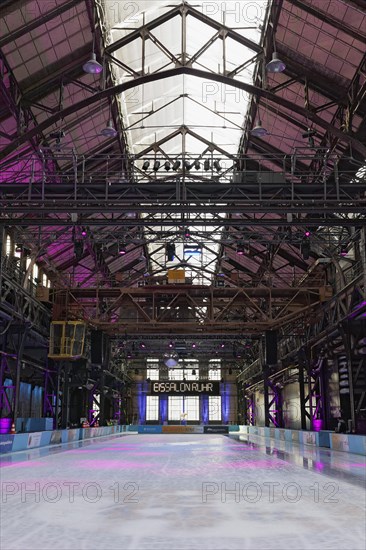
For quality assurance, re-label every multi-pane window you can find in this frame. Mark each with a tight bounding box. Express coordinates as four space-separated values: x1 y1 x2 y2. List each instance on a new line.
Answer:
42 273 51 288
208 359 221 380
168 369 184 380
147 368 159 380
6 235 11 255
183 361 199 380
168 360 199 380
146 358 160 381
168 396 199 421
209 396 221 421
185 396 199 421
146 396 159 421
208 368 221 380
168 396 183 421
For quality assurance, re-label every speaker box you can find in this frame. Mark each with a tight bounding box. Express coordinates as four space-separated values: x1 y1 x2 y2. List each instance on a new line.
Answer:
265 330 277 365
90 331 109 364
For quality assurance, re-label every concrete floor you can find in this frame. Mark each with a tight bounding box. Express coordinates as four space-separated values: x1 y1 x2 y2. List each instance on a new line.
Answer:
1 433 365 549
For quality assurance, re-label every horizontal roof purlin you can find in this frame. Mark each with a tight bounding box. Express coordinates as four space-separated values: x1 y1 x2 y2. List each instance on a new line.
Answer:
0 0 365 294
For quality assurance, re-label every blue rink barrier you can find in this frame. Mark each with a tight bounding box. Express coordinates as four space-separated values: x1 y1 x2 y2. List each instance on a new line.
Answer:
0 425 127 454
15 417 53 433
240 425 366 456
137 425 163 434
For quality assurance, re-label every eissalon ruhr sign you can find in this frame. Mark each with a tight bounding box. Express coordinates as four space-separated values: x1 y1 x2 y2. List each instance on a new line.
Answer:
150 381 220 395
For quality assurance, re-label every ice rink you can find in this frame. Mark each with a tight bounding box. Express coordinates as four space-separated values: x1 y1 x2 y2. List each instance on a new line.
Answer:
1 433 365 550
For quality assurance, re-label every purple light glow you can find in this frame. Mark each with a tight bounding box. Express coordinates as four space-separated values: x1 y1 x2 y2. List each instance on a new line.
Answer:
74 460 156 470
313 419 323 431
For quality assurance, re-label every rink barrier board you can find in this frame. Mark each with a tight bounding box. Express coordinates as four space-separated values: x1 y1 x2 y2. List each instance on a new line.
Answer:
1 424 365 455
236 425 366 455
0 425 128 454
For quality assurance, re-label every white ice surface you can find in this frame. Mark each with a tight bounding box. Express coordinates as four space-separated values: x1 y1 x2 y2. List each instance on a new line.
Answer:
1 434 365 550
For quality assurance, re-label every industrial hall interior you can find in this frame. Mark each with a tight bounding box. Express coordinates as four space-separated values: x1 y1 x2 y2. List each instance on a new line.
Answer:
0 0 365 549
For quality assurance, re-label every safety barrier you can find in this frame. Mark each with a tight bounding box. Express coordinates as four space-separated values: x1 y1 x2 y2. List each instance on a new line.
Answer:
236 425 366 455
0 425 129 454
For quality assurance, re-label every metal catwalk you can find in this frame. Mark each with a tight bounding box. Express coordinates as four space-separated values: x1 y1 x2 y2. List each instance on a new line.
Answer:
1 434 365 550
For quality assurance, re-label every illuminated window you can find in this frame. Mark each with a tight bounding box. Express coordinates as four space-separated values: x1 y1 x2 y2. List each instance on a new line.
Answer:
6 235 11 255
209 396 221 421
168 396 199 421
168 360 199 380
147 359 159 380
147 368 159 380
208 368 221 380
208 359 221 380
185 396 199 421
92 393 100 419
146 396 159 421
168 369 183 381
184 368 199 380
168 396 183 421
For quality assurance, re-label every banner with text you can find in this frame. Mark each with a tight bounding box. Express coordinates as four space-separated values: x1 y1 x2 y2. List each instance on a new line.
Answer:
150 381 220 395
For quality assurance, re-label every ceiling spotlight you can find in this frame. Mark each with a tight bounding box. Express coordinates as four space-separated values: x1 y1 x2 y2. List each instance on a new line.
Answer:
168 340 174 349
237 244 244 255
153 160 161 171
251 120 268 137
81 227 87 237
83 52 103 74
204 159 211 171
192 369 196 376
184 160 192 171
101 119 117 138
213 159 221 172
340 245 348 257
172 160 181 171
192 343 196 349
266 51 286 73
194 160 201 170
142 160 150 171
220 342 225 348
119 243 127 255
140 342 146 349
302 128 317 139
302 128 316 148
164 161 171 171
183 227 190 238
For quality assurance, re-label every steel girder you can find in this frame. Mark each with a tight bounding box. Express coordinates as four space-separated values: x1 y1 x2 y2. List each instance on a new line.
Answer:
50 284 323 336
2 66 366 163
237 263 365 384
0 259 51 337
